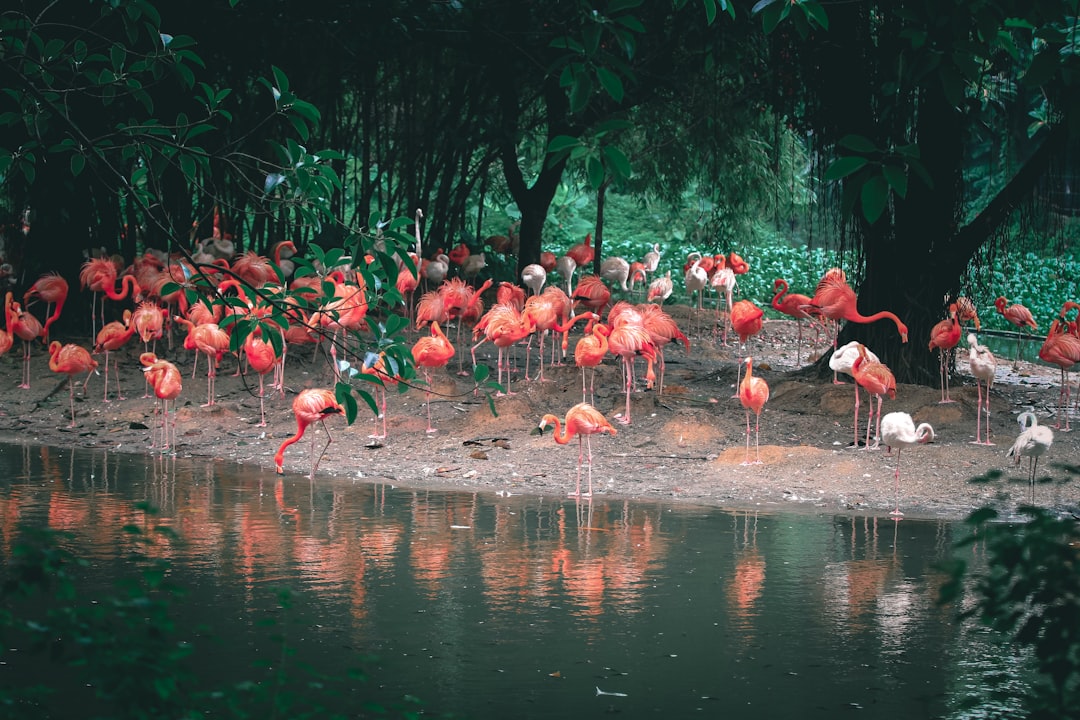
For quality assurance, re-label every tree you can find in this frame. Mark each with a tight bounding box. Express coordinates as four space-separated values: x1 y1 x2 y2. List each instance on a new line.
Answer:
758 0 1080 383
0 0 344 333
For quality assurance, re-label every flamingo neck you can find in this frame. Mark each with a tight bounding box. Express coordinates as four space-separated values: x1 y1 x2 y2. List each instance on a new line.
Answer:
770 281 788 310
546 416 573 445
274 422 309 470
849 309 904 330
104 275 137 301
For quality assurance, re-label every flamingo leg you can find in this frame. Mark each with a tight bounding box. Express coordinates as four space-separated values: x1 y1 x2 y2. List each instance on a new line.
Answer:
585 433 594 497
571 434 583 498
755 410 763 464
423 369 437 433
19 340 32 389
742 407 752 465
796 319 803 366
258 375 267 427
890 448 904 516
311 419 335 479
68 378 76 427
852 384 861 448
618 357 632 425
103 349 111 402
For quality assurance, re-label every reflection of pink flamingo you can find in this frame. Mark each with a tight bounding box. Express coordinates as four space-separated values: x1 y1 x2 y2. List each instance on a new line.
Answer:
538 402 617 498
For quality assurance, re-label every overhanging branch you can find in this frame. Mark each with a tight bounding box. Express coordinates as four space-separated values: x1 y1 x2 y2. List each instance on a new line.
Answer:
952 123 1067 261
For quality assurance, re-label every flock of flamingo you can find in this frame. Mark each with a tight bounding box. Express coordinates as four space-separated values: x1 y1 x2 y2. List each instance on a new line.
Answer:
0 219 1067 510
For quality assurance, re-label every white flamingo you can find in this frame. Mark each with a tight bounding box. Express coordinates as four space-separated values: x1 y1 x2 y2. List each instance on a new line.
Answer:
880 412 935 517
1006 411 1054 502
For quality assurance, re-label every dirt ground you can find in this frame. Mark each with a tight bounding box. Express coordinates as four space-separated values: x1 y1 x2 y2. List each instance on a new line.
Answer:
2 309 1076 521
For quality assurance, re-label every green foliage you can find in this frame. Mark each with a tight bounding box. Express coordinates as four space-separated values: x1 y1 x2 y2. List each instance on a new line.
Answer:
941 492 1080 719
979 252 1080 330
1 1 338 244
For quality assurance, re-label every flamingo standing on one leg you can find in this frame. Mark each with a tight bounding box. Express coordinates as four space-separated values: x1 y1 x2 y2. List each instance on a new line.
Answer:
274 388 345 480
538 402 617 498
879 412 935 517
738 356 770 465
1006 411 1054 502
967 333 997 445
852 343 896 450
94 310 137 401
928 303 961 403
48 341 98 427
994 296 1038 368
140 352 182 450
412 321 455 432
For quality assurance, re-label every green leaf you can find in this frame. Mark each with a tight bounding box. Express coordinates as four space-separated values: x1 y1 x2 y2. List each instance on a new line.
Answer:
837 134 877 153
569 73 593 114
800 0 829 30
860 174 889 224
473 364 490 383
596 67 625 102
823 156 869 180
70 154 85 177
602 145 632 179
881 164 908 199
587 156 605 189
608 0 644 11
1022 50 1060 87
336 382 358 425
547 135 580 153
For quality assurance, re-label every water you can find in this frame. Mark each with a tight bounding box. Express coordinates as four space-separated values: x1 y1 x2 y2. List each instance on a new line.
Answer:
0 442 1026 718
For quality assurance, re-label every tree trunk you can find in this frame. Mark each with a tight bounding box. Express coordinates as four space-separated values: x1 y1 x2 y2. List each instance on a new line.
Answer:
499 77 573 280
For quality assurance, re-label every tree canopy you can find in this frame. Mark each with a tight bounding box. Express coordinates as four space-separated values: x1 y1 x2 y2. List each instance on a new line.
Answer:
2 0 1079 383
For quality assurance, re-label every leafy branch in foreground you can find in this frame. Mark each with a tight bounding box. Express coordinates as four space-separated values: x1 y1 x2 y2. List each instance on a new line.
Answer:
940 481 1080 719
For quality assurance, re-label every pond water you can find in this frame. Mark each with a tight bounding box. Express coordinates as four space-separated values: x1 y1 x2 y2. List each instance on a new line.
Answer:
0 442 1025 719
